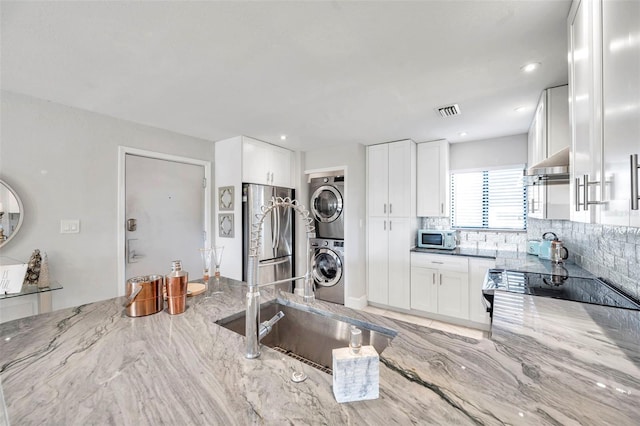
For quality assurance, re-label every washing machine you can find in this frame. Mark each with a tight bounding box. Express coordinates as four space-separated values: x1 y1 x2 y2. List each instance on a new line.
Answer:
310 238 345 305
309 176 344 239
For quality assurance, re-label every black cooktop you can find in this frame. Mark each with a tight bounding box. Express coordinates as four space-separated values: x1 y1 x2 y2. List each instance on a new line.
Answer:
484 269 640 311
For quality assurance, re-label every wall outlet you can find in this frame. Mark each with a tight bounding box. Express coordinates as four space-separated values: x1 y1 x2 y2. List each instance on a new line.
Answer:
60 219 80 234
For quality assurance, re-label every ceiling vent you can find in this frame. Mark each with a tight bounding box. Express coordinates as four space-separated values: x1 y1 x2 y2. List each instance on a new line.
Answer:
436 104 461 117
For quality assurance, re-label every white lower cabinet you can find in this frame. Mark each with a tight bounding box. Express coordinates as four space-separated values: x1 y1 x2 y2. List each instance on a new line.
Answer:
410 253 469 320
468 258 495 325
367 217 411 309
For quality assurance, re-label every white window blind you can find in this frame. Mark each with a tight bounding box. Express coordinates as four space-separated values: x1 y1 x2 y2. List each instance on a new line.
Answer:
450 167 526 230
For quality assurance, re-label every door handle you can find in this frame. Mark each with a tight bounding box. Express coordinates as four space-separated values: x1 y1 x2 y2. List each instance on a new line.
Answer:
127 218 137 232
631 154 639 210
259 258 289 267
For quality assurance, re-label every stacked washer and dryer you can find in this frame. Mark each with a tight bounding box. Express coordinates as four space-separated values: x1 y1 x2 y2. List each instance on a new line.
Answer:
309 175 345 305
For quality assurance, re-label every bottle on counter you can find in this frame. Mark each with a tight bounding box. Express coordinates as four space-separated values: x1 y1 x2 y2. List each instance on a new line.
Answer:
165 260 188 315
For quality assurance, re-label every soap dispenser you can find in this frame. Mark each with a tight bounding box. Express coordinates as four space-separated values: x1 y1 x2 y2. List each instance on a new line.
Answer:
332 326 379 403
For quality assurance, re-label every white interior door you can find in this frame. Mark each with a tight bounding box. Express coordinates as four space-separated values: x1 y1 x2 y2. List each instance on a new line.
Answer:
125 154 205 281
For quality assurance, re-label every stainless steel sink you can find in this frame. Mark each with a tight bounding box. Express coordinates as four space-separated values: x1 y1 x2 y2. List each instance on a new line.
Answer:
216 299 397 373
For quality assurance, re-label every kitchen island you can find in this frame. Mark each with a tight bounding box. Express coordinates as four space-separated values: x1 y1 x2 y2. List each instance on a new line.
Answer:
1 277 639 425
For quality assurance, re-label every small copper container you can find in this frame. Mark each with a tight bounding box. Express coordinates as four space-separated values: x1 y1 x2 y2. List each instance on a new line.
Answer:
125 275 164 317
165 260 188 315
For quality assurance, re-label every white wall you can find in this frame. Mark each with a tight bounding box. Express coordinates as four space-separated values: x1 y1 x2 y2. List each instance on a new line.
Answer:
303 143 367 308
449 133 527 170
0 91 215 310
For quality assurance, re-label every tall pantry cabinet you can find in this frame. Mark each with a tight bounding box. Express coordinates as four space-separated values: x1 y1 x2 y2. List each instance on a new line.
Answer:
366 140 417 309
568 0 640 227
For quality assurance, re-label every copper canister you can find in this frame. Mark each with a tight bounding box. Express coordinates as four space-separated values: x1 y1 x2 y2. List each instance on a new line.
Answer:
165 260 188 315
125 275 164 317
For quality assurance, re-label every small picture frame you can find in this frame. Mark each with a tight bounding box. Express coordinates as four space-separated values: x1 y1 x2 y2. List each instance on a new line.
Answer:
218 186 234 211
219 213 234 238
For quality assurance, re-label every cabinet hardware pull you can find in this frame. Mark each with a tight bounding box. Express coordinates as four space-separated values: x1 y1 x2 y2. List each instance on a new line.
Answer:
529 197 536 213
632 154 639 210
575 178 582 212
439 274 442 284
389 220 392 231
383 220 386 231
383 204 386 214
390 204 392 214
440 203 444 214
432 273 435 284
583 174 605 210
431 261 444 264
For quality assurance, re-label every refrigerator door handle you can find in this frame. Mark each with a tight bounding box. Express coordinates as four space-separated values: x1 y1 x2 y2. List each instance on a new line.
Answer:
259 258 289 267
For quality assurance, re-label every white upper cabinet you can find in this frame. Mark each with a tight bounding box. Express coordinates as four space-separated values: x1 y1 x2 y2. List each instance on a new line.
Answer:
242 137 294 188
367 144 391 217
367 140 416 218
568 0 640 226
569 0 604 223
527 85 570 220
416 140 449 217
600 0 640 227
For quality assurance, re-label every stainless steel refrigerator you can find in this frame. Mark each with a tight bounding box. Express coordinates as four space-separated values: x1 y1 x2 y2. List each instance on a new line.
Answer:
242 183 294 292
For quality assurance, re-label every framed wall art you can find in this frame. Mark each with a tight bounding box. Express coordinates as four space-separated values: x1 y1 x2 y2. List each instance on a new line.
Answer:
219 213 234 238
218 186 234 211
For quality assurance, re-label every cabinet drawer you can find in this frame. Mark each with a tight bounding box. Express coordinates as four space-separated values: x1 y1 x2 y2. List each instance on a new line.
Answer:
410 252 468 273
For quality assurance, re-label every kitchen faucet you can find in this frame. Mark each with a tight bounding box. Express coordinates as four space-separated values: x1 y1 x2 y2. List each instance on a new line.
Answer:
245 197 316 359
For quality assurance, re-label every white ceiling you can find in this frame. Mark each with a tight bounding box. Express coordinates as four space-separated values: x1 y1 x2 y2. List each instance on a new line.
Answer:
1 1 571 151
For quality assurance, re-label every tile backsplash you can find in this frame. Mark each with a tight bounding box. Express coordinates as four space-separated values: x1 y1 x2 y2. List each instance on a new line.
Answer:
419 216 639 301
528 218 639 301
418 217 529 255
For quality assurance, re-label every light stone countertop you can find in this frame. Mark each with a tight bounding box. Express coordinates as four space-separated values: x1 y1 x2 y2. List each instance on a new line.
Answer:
1 277 639 425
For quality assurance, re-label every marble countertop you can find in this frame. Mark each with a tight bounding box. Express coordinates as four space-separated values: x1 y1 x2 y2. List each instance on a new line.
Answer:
411 247 596 279
2 277 639 424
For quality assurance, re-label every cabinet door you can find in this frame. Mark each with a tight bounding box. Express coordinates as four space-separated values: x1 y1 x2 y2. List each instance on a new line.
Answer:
388 141 413 217
367 144 389 217
367 217 389 305
387 218 411 309
242 139 269 185
437 271 469 319
468 258 494 325
569 0 603 223
270 145 293 188
529 94 547 166
601 0 640 227
547 85 570 157
417 141 448 217
410 267 438 313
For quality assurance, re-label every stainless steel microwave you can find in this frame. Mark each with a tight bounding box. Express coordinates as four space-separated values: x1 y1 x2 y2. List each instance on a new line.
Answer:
417 229 456 250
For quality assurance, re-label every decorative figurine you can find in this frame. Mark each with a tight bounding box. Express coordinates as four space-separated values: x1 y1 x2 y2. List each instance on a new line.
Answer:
38 252 50 288
24 249 42 286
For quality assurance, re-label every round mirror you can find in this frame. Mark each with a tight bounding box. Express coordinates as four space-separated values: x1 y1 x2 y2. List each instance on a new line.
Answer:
0 179 24 248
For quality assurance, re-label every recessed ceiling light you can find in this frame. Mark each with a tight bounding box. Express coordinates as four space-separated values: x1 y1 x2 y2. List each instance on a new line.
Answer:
514 106 528 113
280 135 287 141
459 132 468 137
521 62 541 73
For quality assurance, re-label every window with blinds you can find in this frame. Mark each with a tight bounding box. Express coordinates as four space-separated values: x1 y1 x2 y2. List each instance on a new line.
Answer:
450 167 527 230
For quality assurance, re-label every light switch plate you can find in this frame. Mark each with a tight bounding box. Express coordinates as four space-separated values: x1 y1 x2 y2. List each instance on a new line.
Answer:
60 219 80 234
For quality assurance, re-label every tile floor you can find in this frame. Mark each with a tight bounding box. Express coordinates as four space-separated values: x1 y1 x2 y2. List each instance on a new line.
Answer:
360 305 487 340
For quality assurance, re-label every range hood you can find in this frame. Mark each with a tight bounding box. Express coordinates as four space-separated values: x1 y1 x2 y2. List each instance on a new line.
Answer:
526 147 570 183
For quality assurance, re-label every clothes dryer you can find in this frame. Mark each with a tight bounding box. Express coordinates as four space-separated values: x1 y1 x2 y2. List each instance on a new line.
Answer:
309 176 344 239
310 238 344 305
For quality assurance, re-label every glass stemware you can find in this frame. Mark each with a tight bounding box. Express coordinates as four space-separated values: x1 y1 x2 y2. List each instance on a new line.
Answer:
200 248 213 282
212 246 224 278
